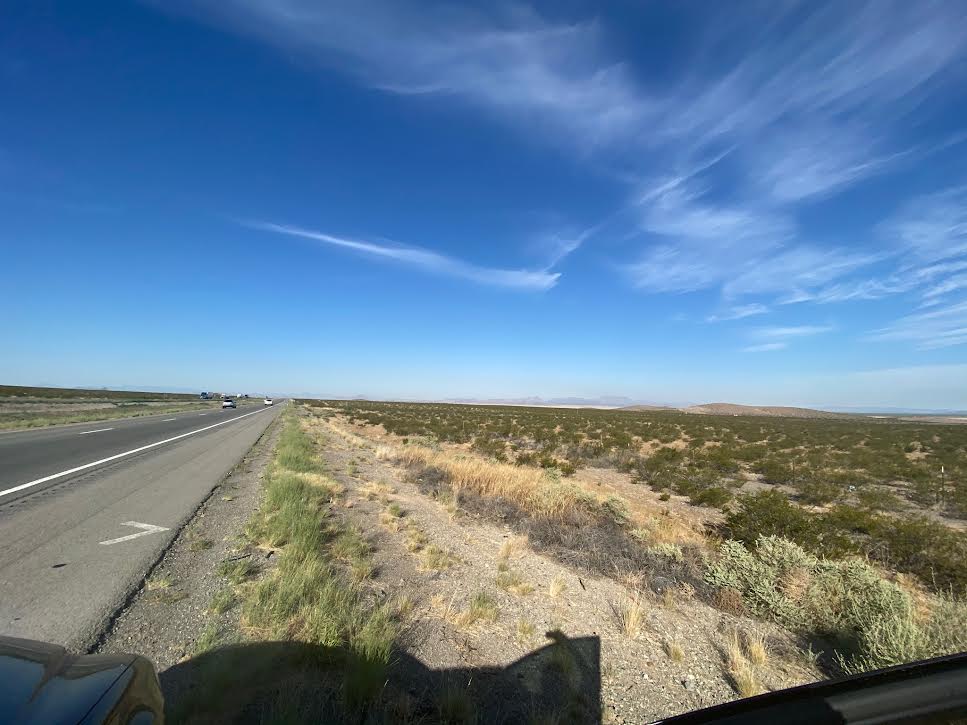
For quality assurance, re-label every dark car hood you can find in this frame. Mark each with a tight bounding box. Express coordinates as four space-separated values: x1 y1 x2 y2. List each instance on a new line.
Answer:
0 635 137 724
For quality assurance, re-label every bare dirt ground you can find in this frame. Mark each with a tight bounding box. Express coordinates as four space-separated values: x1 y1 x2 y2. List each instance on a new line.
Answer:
315 415 820 722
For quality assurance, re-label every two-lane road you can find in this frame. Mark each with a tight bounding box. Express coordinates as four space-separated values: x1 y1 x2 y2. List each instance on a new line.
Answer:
0 402 274 501
0 401 283 649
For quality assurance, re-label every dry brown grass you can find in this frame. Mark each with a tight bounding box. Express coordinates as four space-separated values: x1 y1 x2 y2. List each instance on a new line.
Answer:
726 629 764 698
396 446 610 522
664 639 685 662
498 534 528 560
661 588 678 610
516 619 536 643
631 511 706 547
360 481 394 502
745 630 768 666
430 593 459 624
420 545 458 571
495 568 534 596
549 575 568 598
404 524 429 553
456 592 499 628
617 595 646 639
379 511 405 532
714 587 747 616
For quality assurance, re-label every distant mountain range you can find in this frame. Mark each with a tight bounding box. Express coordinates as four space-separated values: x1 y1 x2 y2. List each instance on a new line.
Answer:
445 395 650 408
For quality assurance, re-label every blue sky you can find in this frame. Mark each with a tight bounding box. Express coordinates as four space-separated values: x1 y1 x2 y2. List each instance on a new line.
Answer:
3 1 967 408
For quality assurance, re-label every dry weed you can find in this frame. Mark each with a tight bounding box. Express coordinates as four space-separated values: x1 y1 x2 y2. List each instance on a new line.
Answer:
498 535 528 560
516 619 536 643
745 630 768 666
496 568 534 596
714 587 747 616
420 545 457 571
664 639 685 662
430 593 459 624
549 575 568 598
360 482 394 502
617 596 646 639
404 525 429 553
456 592 499 628
397 446 614 521
727 629 764 698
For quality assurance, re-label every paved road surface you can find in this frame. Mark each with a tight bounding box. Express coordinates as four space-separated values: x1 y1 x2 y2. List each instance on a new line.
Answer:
0 401 283 649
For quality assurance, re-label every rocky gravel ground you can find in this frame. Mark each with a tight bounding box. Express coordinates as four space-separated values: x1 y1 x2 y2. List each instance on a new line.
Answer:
315 415 820 723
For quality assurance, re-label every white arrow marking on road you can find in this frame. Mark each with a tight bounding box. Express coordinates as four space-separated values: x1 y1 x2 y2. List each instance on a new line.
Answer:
99 521 170 546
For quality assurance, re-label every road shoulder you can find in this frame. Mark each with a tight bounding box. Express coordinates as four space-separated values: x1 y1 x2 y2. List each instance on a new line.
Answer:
93 412 283 664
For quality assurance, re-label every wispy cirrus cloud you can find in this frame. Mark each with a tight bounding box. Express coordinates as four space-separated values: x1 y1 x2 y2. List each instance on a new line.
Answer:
244 221 559 291
739 324 832 353
707 303 769 323
754 325 834 339
867 299 967 349
880 185 967 263
742 342 787 353
172 0 967 320
166 0 650 153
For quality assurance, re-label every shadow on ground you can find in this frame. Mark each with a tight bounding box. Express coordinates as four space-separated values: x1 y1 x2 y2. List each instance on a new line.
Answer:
161 630 600 724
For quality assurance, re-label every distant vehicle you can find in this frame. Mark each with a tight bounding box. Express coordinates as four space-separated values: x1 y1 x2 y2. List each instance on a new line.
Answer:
199 392 211 400
264 398 274 406
222 399 236 409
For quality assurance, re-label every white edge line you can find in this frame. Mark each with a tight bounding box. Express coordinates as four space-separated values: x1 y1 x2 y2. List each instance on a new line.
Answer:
162 418 176 422
0 407 270 498
78 427 115 435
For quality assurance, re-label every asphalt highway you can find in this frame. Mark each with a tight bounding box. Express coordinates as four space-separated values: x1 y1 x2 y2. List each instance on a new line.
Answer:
0 401 283 649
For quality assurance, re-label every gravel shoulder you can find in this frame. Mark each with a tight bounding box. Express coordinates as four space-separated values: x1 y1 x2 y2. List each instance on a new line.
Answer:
94 413 282 674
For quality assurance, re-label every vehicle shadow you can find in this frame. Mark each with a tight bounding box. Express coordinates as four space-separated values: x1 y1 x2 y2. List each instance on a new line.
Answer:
160 629 600 724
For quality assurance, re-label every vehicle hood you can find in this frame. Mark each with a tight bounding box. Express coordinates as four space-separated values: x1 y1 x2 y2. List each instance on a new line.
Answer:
0 635 138 724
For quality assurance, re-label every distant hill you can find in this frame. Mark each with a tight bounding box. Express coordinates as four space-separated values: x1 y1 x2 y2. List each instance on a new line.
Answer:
681 403 853 419
619 404 675 411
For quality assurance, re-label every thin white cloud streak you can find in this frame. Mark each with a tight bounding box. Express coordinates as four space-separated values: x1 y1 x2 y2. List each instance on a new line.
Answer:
754 325 834 339
867 299 967 349
246 221 559 291
707 304 769 322
742 342 787 353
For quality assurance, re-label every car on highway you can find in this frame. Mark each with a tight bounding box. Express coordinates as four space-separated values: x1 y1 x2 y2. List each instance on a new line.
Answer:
222 398 237 409
264 397 274 406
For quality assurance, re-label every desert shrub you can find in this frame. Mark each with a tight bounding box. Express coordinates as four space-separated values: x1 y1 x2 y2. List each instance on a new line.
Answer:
754 459 794 485
872 516 967 593
690 486 732 509
642 446 685 472
700 446 740 474
705 536 967 674
856 487 904 512
724 491 824 551
797 478 842 506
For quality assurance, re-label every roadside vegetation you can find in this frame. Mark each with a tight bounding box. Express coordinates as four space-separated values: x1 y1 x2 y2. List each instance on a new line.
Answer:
173 412 400 722
304 399 967 681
